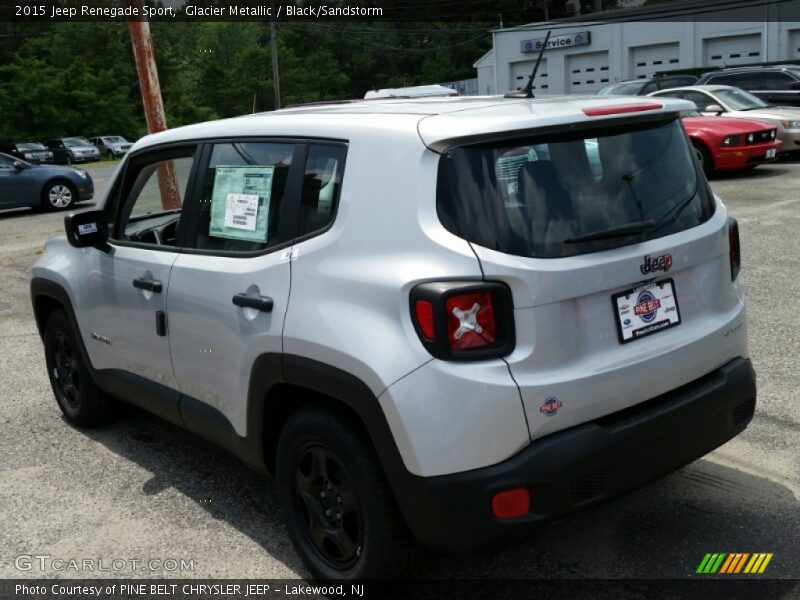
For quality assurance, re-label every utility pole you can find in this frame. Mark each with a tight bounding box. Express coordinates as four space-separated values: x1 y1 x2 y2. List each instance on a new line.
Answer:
127 0 180 209
270 19 281 110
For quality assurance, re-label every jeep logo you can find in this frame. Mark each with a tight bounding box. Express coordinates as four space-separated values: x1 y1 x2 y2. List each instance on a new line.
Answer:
640 254 673 275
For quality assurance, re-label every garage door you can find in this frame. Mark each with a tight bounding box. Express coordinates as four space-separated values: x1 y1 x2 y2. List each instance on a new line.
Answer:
790 29 800 59
510 58 549 92
704 34 761 67
566 51 610 94
630 43 680 79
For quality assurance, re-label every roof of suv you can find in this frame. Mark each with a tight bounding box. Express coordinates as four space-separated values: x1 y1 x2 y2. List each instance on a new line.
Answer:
134 95 695 154
704 64 800 73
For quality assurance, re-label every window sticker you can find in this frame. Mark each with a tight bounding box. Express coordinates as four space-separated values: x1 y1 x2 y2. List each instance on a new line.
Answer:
209 165 274 242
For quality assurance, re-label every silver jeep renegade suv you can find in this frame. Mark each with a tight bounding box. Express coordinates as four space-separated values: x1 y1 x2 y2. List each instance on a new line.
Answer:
31 95 756 579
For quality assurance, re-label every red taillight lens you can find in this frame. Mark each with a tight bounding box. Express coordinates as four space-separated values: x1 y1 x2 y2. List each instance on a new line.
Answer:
414 300 434 340
492 488 530 519
445 292 497 349
410 282 514 360
728 217 740 281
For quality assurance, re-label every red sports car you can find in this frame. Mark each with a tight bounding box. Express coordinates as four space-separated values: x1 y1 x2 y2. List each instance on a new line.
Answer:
681 111 781 175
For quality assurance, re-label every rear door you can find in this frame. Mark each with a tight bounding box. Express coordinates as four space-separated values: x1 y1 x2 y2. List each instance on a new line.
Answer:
166 139 303 436
436 116 741 441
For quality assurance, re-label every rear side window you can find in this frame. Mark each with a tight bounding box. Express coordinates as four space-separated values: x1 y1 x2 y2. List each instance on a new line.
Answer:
761 72 795 90
298 143 346 236
437 118 714 259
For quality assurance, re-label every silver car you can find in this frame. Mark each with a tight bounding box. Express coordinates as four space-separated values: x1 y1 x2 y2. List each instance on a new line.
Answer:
31 95 755 579
649 84 800 153
89 135 133 160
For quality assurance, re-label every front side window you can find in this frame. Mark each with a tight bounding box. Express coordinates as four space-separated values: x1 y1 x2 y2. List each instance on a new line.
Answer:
64 138 94 148
113 151 195 247
682 91 716 111
193 142 295 253
437 118 714 259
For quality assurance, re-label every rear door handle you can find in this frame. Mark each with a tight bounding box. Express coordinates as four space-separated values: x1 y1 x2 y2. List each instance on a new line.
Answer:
133 277 163 293
232 293 274 312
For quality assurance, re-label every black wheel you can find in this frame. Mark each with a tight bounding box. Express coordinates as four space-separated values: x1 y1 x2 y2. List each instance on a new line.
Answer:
65 154 72 165
42 180 76 211
276 406 417 579
692 141 713 177
43 310 111 427
107 151 114 161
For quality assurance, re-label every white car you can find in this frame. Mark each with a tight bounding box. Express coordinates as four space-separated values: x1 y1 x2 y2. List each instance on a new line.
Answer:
649 84 800 153
31 94 755 579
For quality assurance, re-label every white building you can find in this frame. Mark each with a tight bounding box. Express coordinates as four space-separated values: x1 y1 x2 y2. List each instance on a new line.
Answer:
475 0 800 96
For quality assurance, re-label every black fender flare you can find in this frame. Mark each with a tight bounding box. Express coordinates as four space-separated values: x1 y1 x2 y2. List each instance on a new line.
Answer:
247 353 435 539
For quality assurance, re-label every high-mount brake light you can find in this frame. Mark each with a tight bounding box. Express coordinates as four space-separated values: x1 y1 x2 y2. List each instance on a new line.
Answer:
409 282 515 361
582 103 663 117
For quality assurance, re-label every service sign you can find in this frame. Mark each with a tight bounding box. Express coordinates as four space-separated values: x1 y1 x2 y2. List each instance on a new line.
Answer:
521 31 591 53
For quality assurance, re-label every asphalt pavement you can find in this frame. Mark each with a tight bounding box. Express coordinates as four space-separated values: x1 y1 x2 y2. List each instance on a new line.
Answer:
0 162 798 586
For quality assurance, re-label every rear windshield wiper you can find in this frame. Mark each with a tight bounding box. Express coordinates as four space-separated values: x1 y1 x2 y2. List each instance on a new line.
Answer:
564 220 655 244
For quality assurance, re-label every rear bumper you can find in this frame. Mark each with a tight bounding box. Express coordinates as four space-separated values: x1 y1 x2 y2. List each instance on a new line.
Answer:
398 357 756 552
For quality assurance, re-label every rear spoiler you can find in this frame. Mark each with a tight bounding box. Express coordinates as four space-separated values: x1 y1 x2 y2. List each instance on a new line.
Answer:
419 99 695 154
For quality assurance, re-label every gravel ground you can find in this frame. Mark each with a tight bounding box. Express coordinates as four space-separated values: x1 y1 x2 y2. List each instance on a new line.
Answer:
0 162 798 584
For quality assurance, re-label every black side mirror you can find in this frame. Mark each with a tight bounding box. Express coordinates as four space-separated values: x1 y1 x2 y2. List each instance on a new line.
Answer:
12 160 27 170
790 81 800 91
65 209 110 251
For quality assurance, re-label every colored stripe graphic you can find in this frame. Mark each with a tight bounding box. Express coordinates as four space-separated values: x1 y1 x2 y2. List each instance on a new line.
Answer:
697 554 713 574
698 553 774 574
719 554 736 574
734 553 750 573
759 554 774 573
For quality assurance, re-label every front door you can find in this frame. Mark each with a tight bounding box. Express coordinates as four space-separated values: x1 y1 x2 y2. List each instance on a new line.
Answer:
81 146 199 394
167 140 303 436
0 154 31 207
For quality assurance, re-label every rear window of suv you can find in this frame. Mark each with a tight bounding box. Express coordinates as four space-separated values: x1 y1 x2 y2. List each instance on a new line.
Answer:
437 118 715 259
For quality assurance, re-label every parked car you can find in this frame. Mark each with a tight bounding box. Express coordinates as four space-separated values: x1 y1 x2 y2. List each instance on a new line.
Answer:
0 152 93 211
649 85 800 153
45 137 101 164
597 74 698 96
31 95 755 579
697 65 800 107
89 135 133 160
0 141 55 164
679 111 780 175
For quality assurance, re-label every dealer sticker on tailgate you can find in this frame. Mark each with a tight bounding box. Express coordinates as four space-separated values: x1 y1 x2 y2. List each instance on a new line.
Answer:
612 278 681 344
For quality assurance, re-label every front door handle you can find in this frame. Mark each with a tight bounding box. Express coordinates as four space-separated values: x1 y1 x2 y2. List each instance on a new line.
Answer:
133 277 163 293
232 293 273 312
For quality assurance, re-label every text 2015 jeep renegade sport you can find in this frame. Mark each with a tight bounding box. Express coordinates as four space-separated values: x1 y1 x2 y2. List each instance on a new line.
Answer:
31 95 756 579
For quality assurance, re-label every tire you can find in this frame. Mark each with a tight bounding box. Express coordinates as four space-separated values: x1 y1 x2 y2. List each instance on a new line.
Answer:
276 406 417 580
107 151 114 161
43 310 111 427
66 154 72 165
692 141 713 177
42 180 76 211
